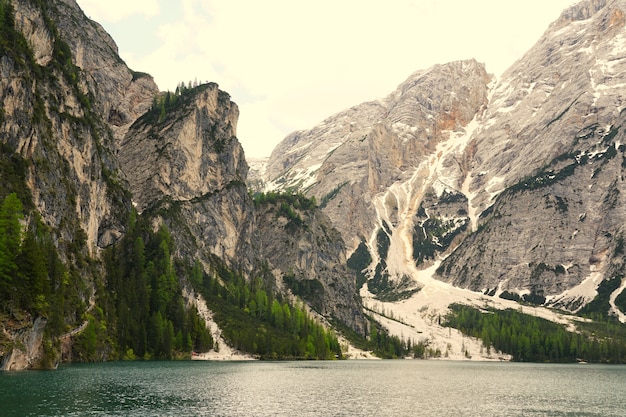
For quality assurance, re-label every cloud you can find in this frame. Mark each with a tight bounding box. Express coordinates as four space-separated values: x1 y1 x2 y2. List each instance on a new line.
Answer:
77 0 160 23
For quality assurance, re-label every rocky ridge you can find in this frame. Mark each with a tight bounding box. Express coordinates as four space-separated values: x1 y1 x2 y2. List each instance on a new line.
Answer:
118 84 365 332
264 59 491 251
263 0 626 319
119 84 255 271
0 0 365 369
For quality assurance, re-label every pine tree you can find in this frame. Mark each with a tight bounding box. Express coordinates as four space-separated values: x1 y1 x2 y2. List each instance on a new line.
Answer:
16 229 49 312
0 193 23 302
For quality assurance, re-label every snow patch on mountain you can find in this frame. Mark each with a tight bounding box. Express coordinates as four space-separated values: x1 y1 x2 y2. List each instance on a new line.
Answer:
547 269 604 312
609 279 626 323
369 106 488 284
362 260 585 359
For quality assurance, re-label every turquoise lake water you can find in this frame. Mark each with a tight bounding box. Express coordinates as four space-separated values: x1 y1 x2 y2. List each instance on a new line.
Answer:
1 360 626 416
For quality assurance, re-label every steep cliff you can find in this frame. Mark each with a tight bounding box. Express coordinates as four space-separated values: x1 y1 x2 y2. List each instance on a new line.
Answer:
119 84 255 271
253 193 366 334
8 0 158 251
436 0 626 312
0 0 366 368
263 0 626 332
0 0 158 369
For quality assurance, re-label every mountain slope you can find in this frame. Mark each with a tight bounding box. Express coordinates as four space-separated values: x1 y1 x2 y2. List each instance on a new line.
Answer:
436 0 626 311
0 0 365 369
263 0 626 342
264 59 491 254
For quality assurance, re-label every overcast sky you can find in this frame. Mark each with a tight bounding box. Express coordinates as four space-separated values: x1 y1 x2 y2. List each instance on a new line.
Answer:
76 0 578 159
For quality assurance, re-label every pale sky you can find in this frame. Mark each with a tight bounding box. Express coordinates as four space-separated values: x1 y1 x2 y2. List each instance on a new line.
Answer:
76 0 578 159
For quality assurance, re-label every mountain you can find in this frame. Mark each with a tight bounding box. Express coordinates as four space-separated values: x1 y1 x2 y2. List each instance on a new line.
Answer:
5 0 626 369
264 59 491 250
0 0 159 369
0 0 364 370
435 0 626 309
263 58 493 297
262 0 626 354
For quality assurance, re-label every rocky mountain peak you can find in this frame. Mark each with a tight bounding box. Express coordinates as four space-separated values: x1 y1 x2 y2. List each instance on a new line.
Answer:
262 0 626 321
263 58 491 253
120 84 246 213
465 0 626 217
554 0 609 27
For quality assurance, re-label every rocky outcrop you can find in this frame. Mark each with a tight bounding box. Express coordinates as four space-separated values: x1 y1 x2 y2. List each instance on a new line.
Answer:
1 317 48 371
32 0 160 145
254 196 367 334
120 84 255 271
5 0 158 254
119 85 367 332
438 119 626 305
264 59 492 291
121 85 244 212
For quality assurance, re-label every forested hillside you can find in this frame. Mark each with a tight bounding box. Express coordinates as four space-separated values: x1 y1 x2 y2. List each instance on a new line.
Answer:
0 0 364 369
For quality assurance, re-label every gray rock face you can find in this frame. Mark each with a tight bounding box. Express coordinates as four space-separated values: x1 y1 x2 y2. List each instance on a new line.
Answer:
264 59 492 289
4 0 158 254
458 0 626 216
436 0 626 309
119 86 366 330
0 317 47 371
120 85 255 271
39 0 159 145
120 85 244 212
0 0 158 368
264 0 626 312
254 197 367 334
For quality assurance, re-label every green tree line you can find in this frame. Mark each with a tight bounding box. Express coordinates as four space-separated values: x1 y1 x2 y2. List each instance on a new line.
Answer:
0 188 342 362
148 80 211 123
253 191 317 231
253 191 317 210
191 258 341 359
82 210 213 361
445 304 626 363
0 193 89 366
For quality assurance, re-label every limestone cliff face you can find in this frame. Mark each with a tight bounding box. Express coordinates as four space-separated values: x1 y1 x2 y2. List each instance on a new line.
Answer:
0 0 159 369
120 85 254 270
254 197 367 334
455 0 626 217
5 0 158 254
0 317 47 370
436 0 626 310
22 0 160 145
263 60 492 294
263 0 626 314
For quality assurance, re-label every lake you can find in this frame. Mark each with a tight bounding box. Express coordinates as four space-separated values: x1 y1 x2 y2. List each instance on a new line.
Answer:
1 360 625 416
